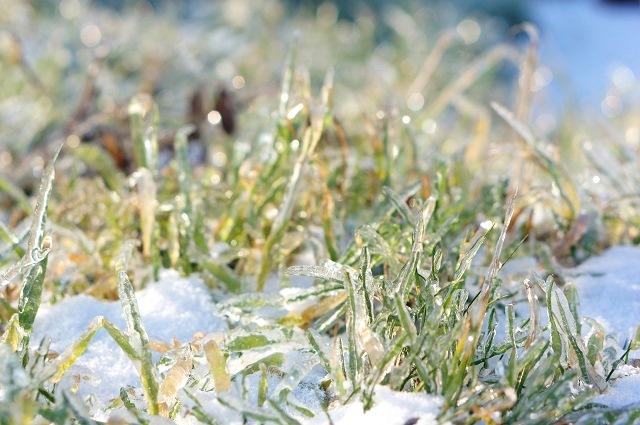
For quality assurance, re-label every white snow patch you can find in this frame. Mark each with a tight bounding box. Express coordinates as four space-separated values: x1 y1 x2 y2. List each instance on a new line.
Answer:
568 245 640 341
594 373 640 409
309 386 444 425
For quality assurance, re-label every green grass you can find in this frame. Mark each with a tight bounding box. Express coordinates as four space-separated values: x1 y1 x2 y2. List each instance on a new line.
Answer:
1 1 640 424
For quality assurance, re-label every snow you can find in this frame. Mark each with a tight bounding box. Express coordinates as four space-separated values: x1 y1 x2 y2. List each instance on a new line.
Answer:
594 370 640 409
568 245 640 342
568 247 640 411
29 247 640 422
593 362 640 409
308 386 443 425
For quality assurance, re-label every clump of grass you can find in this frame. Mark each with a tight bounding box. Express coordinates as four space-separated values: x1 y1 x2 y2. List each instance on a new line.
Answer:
0 1 639 424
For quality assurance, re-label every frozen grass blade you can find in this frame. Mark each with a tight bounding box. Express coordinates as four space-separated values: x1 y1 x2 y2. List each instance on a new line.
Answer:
339 181 422 265
52 316 105 382
128 94 158 171
343 271 361 387
321 182 340 261
451 224 492 284
116 269 161 413
174 125 195 274
307 329 331 372
278 39 298 119
394 293 417 344
393 206 430 296
159 348 193 413
407 28 460 95
382 186 416 225
425 45 520 118
1 315 22 351
359 245 374 324
258 363 268 407
130 168 157 260
361 334 408 410
2 147 60 351
257 108 329 290
505 303 518 387
474 191 516 325
233 352 286 381
330 337 346 398
524 278 540 347
204 339 231 393
356 226 401 273
514 24 538 131
285 264 348 283
584 318 605 368
16 251 48 347
546 277 607 392
491 102 580 219
565 283 582 335
1 145 60 288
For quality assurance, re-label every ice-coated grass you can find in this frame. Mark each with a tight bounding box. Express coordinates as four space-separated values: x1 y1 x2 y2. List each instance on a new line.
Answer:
1 0 640 424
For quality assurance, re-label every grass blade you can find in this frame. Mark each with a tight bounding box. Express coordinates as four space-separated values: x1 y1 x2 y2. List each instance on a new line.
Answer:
116 269 160 414
1 145 60 288
204 339 231 393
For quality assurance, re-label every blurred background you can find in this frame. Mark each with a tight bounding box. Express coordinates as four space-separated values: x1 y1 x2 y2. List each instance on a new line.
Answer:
83 0 640 114
1 0 639 156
